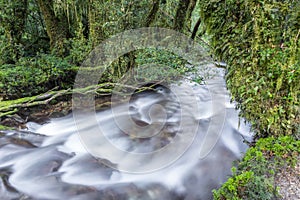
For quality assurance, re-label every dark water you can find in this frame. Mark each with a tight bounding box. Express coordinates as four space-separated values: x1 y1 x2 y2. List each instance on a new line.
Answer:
0 69 252 200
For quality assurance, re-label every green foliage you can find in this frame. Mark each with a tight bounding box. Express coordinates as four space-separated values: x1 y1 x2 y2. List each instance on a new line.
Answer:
213 170 274 200
0 0 50 64
66 23 92 65
199 2 300 199
136 48 188 71
0 0 199 101
95 48 192 85
0 54 78 99
199 0 300 137
0 125 13 130
242 136 300 169
213 136 300 200
88 0 152 45
135 48 200 83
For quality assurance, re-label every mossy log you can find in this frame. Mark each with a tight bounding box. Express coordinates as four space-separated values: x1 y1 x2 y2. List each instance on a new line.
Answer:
0 82 157 119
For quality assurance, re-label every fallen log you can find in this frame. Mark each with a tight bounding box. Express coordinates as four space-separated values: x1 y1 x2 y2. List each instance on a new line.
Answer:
0 82 159 119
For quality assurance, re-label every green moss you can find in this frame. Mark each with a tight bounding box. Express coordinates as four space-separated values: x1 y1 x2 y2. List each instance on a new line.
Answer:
199 0 300 137
199 2 300 198
0 96 36 108
0 125 13 130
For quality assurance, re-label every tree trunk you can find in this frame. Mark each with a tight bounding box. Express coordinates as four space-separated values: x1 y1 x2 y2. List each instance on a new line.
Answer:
186 0 197 30
88 0 105 46
36 0 69 56
173 0 191 32
11 0 28 45
1 0 28 63
191 17 201 40
143 0 160 27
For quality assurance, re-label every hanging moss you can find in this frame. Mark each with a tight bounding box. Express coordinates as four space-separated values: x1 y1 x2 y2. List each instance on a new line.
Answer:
199 0 300 137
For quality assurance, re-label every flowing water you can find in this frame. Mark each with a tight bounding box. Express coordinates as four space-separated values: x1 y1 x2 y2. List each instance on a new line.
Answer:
0 68 252 200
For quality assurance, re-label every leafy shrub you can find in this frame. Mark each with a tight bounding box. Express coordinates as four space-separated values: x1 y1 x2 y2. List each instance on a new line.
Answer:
0 54 78 99
136 48 188 70
0 47 195 100
135 48 199 82
213 136 300 200
213 170 274 200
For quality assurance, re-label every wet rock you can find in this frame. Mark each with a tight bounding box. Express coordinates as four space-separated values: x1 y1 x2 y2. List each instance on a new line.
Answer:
49 111 67 118
0 131 45 148
96 183 180 200
0 115 27 129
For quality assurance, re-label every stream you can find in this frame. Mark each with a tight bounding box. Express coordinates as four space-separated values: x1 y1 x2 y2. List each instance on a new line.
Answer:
0 68 252 200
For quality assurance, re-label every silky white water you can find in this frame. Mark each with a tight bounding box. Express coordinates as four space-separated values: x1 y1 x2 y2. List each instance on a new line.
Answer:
0 69 252 200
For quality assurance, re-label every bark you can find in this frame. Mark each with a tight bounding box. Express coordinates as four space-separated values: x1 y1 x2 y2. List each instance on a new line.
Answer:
173 0 191 32
88 0 105 46
191 17 201 40
2 0 28 62
0 83 157 118
186 0 197 30
10 0 28 45
143 0 160 27
36 0 69 55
